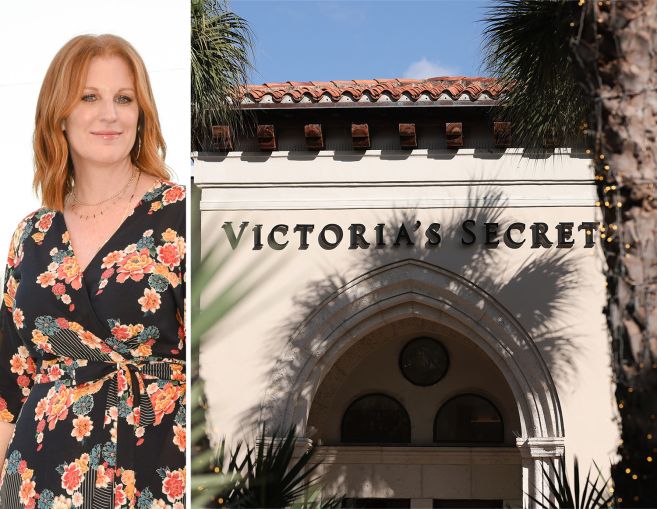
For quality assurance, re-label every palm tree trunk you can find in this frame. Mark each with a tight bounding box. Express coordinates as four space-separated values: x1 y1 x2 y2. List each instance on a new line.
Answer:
572 1 657 505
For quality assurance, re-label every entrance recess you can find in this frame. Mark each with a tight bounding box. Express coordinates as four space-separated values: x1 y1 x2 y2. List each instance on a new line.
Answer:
261 260 565 504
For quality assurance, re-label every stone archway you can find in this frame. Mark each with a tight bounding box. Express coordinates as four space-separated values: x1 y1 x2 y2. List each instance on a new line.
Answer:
261 259 565 503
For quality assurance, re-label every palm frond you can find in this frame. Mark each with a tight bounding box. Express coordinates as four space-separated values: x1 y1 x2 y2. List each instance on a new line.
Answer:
482 0 588 148
191 0 253 151
205 427 340 508
528 456 615 509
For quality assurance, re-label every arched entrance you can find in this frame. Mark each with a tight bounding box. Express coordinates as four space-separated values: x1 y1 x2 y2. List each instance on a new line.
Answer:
261 260 565 504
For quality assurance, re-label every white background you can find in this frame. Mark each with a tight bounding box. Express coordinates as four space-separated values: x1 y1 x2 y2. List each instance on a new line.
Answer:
0 0 190 253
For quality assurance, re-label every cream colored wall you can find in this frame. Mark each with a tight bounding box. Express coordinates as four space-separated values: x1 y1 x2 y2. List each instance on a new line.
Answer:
313 447 522 501
196 149 619 491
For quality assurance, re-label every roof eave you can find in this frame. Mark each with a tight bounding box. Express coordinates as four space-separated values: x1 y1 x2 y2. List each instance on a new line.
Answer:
238 100 500 110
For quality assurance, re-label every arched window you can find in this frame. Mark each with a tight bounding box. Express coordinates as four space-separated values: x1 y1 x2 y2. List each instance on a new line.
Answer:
399 336 449 386
341 393 411 444
434 394 504 445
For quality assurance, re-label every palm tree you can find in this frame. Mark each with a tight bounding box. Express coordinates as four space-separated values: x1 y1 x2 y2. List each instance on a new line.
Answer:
190 1 253 505
191 0 252 151
483 1 587 149
483 1 657 505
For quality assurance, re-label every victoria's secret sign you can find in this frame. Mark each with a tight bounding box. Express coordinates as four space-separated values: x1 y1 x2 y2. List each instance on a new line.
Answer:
222 220 600 250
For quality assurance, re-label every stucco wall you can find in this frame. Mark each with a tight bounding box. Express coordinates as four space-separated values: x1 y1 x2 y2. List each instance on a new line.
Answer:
195 148 619 500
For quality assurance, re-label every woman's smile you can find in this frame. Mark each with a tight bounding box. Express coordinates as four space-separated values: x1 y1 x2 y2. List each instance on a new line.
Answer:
91 130 123 140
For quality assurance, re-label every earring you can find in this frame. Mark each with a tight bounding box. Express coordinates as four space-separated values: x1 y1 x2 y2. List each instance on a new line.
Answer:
135 122 141 161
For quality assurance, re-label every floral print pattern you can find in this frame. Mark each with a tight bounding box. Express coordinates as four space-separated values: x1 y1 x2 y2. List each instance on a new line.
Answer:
0 180 185 508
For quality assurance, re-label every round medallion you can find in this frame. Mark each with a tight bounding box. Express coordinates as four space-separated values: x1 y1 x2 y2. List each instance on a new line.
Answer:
399 337 449 386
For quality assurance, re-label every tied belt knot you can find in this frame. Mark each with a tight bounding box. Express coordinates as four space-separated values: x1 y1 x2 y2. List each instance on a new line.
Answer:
37 357 183 429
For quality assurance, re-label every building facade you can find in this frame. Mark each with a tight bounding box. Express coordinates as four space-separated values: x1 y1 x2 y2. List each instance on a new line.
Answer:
194 78 619 507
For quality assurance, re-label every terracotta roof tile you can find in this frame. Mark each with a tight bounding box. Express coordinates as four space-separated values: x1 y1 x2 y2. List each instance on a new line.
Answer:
242 77 505 106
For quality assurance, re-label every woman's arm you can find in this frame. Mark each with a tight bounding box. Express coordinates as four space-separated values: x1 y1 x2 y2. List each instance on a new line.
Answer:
0 421 14 466
0 215 37 460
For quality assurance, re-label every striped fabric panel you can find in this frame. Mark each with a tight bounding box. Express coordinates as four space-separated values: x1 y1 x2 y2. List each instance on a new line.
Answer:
51 329 111 362
92 484 112 509
82 468 94 509
142 363 172 380
106 377 118 410
139 396 155 426
0 472 21 509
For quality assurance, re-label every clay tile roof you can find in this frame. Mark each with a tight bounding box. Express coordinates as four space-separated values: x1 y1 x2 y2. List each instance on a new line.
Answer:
242 77 506 107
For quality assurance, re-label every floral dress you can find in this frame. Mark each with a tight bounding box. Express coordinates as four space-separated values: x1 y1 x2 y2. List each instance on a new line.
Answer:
0 179 186 509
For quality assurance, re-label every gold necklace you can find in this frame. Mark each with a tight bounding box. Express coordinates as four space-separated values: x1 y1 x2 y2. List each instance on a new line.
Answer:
69 169 138 221
117 170 141 227
96 170 142 250
69 171 142 273
70 168 137 207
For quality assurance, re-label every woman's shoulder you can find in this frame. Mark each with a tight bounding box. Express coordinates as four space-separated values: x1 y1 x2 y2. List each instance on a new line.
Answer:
142 178 186 215
5 207 55 266
10 207 54 239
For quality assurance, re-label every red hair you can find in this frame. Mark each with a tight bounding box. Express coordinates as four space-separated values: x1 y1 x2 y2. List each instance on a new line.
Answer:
33 34 169 210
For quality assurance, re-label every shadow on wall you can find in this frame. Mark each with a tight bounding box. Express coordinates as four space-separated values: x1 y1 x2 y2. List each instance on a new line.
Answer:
234 187 590 435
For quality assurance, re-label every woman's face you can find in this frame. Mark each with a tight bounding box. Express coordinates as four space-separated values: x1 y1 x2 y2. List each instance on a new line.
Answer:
63 55 139 170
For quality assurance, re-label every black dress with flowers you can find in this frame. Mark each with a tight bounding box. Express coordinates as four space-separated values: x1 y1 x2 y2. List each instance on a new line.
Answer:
0 180 186 509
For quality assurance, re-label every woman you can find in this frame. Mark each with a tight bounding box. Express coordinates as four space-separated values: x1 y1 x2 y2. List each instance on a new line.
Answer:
0 35 186 508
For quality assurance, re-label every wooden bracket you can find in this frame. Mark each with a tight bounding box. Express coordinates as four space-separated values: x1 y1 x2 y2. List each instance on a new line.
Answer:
543 132 560 148
494 122 512 147
352 123 370 149
257 124 276 151
399 123 417 148
446 122 463 148
211 125 233 151
304 124 324 150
